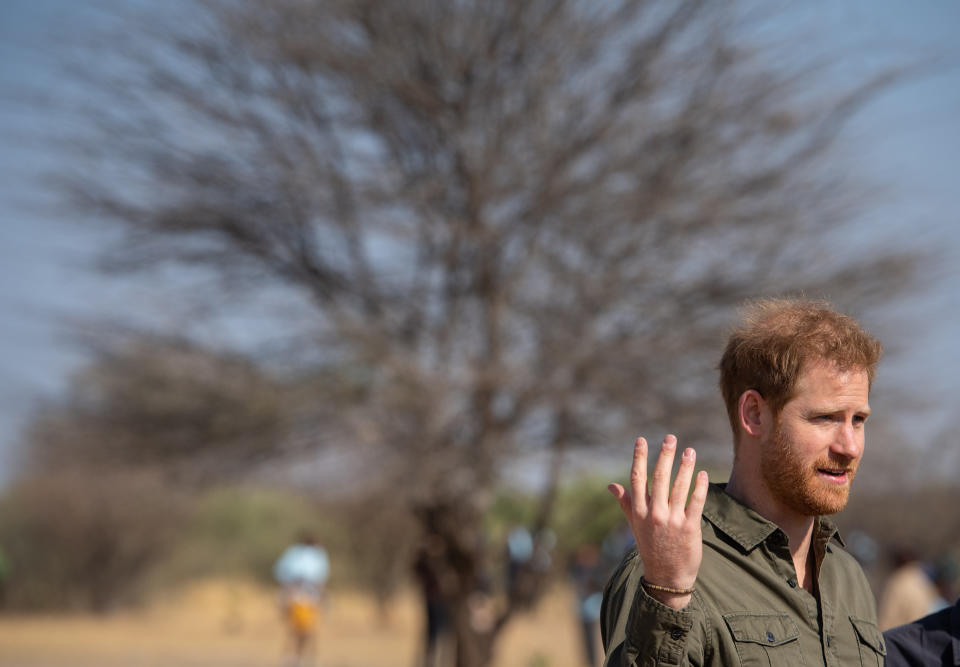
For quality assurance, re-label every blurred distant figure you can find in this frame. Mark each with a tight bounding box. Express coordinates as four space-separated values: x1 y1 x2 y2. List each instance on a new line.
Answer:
504 525 556 610
0 546 9 608
931 556 959 612
570 543 605 667
879 548 940 631
274 533 330 667
599 523 635 573
505 525 534 599
884 598 960 667
413 535 452 667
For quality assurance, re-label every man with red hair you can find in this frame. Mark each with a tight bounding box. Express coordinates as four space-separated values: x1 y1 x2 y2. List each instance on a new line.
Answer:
601 299 886 666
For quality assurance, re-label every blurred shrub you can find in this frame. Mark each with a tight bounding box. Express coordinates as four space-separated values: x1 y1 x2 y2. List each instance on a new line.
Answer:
485 476 627 577
0 469 184 612
551 477 631 555
149 485 340 588
0 476 415 610
149 484 416 604
333 493 418 605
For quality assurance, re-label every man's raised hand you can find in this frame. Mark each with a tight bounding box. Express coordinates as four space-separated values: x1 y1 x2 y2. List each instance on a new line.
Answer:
607 435 709 609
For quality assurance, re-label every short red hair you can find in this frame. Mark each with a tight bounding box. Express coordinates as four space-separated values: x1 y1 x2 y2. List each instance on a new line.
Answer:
719 299 882 444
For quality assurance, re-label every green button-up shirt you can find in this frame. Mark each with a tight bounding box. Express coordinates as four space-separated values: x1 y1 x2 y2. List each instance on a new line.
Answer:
601 483 886 667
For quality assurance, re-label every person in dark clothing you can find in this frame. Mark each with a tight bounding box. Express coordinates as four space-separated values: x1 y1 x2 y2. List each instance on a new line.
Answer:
413 535 451 667
884 599 960 667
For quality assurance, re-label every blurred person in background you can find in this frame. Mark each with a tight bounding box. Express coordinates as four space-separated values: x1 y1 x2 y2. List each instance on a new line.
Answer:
570 543 606 666
413 534 453 667
0 546 9 608
602 299 886 666
504 525 555 609
273 532 330 667
505 525 534 603
884 597 960 667
879 547 941 631
930 556 959 612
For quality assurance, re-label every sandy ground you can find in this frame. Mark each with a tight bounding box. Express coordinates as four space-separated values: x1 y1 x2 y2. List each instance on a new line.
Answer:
0 579 594 667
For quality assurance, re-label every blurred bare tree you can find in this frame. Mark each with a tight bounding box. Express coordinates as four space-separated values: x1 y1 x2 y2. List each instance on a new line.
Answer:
27 336 290 481
49 0 920 664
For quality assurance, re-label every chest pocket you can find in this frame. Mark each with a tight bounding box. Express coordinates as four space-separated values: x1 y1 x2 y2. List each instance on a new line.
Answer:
850 617 886 667
724 613 805 667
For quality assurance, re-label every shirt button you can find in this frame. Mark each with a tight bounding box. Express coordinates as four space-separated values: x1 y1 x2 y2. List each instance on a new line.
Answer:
787 578 797 588
670 628 685 640
766 631 776 643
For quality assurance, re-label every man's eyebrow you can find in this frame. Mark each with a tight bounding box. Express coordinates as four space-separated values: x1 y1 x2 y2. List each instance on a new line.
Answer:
805 404 871 415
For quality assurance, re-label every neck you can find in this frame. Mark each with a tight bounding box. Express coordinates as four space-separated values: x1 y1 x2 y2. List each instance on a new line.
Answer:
726 469 818 590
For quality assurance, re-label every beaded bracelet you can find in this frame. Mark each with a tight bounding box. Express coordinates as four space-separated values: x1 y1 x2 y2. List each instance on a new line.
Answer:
641 576 695 595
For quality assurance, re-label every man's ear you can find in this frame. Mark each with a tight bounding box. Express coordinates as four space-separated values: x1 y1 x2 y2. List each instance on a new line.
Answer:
738 389 771 439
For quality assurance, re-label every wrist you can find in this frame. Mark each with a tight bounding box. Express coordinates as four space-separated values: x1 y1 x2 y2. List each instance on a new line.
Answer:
640 576 695 611
640 576 696 595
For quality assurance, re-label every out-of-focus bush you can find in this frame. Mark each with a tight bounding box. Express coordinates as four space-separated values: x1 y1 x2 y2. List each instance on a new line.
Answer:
333 494 418 606
148 484 414 604
0 476 415 611
551 477 631 554
485 477 626 578
149 485 342 588
0 469 185 612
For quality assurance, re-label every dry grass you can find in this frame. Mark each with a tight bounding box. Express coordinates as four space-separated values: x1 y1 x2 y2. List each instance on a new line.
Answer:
0 579 590 667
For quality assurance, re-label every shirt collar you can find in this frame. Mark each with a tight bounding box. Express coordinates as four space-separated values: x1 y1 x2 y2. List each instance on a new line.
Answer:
703 483 846 552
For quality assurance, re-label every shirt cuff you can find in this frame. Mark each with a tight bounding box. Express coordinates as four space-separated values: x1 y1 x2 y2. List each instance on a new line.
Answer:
624 585 695 666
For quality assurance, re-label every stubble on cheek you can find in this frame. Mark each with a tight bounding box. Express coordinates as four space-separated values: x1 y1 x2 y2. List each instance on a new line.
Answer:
762 430 858 516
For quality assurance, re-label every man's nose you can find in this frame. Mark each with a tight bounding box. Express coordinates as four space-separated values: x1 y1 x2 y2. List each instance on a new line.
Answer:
832 422 862 459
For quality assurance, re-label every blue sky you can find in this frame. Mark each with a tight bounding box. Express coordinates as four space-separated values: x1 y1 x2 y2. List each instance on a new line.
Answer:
1 2 959 483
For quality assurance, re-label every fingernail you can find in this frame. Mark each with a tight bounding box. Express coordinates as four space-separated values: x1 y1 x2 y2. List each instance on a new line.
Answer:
683 448 694 459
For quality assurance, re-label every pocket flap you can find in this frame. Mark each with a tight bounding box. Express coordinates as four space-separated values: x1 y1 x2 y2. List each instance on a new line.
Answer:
723 613 800 647
850 617 887 655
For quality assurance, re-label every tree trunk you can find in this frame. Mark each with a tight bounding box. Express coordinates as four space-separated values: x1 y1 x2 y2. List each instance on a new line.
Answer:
452 598 496 667
414 499 504 667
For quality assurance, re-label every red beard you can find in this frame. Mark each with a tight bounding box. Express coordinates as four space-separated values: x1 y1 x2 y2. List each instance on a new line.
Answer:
760 423 858 516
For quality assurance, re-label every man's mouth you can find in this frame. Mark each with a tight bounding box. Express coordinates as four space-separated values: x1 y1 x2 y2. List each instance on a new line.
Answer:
816 467 850 483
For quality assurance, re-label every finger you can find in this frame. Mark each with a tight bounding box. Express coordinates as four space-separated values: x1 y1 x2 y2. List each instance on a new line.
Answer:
669 447 696 515
649 434 678 515
608 482 627 508
628 437 649 517
685 470 710 521
608 483 633 517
